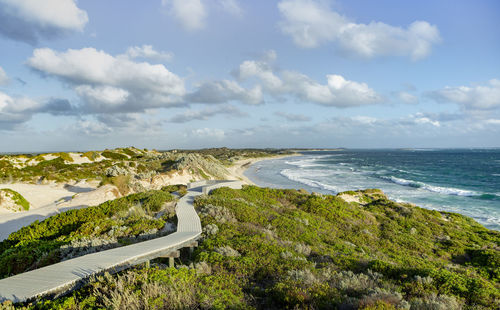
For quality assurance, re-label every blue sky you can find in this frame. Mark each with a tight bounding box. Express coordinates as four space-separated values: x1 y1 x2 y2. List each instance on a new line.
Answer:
0 0 499 152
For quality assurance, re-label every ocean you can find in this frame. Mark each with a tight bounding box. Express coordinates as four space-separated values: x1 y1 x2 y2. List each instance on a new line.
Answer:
244 149 500 231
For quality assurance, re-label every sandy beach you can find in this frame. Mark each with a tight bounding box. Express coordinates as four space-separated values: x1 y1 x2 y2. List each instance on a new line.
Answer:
227 154 301 185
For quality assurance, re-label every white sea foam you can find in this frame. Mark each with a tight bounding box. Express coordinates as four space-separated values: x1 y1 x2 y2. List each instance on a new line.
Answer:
285 157 328 168
280 169 339 192
383 176 480 197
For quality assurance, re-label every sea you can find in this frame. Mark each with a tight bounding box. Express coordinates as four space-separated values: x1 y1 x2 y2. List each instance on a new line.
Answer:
244 149 500 231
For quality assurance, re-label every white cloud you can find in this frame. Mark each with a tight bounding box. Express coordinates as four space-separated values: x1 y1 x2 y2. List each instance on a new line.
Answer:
162 0 207 31
275 111 311 122
27 47 185 113
125 45 173 62
237 59 283 89
0 0 88 44
219 0 242 16
351 115 378 125
74 119 113 136
186 80 262 105
413 116 440 127
162 0 243 31
170 104 247 123
235 54 381 107
75 86 130 106
429 79 500 110
0 66 8 85
278 0 440 60
397 91 418 104
0 91 74 129
190 127 225 140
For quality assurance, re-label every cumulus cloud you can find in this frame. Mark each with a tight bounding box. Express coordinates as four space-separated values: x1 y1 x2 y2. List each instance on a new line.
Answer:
396 91 418 104
0 66 8 85
72 119 113 136
0 91 74 129
0 0 88 44
162 0 207 31
275 111 311 122
162 0 243 31
219 0 243 16
234 53 381 107
169 104 247 123
186 80 262 105
125 45 173 62
27 47 185 113
429 79 500 110
190 127 225 140
278 0 440 60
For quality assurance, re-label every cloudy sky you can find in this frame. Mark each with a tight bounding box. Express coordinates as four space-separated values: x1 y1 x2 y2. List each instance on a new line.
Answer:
1 0 499 152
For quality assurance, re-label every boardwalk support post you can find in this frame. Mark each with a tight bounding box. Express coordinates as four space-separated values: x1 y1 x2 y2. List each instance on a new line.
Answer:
162 250 180 268
188 241 198 258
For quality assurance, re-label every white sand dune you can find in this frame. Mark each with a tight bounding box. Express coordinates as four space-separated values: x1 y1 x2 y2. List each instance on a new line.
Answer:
0 183 119 241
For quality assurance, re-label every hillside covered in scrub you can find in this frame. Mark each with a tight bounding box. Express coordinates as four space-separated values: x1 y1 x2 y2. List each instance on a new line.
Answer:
2 186 498 309
0 147 288 186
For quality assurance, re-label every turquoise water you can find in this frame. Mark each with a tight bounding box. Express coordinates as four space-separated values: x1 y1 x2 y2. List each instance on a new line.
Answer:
244 149 500 230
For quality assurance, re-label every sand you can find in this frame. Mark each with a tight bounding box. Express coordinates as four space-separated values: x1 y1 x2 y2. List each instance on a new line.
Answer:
227 154 301 185
0 182 120 241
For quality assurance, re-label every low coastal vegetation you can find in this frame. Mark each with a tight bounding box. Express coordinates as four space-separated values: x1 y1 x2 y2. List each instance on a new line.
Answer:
0 187 178 280
3 186 498 309
183 147 294 165
0 147 289 184
0 189 30 212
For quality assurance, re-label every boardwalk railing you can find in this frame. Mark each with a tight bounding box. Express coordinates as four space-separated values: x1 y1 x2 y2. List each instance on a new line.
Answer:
0 181 242 303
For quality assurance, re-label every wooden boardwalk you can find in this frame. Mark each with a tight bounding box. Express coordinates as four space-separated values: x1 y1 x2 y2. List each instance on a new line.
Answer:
0 181 243 303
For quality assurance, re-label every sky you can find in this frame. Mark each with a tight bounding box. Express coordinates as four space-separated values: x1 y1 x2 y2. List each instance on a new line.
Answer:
0 0 499 152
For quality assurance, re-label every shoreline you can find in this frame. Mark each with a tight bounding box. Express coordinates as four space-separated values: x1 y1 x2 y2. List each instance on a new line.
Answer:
231 152 500 231
227 153 302 185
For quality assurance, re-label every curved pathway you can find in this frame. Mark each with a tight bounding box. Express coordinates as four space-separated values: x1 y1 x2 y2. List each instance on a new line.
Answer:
0 180 243 303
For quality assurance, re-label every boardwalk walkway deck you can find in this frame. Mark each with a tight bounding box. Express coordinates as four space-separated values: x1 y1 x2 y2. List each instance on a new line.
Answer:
0 181 243 303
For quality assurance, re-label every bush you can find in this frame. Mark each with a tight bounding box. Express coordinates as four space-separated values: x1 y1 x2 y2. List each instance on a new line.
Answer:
7 186 500 309
0 190 174 279
0 189 30 211
81 151 99 161
101 151 128 160
54 152 74 163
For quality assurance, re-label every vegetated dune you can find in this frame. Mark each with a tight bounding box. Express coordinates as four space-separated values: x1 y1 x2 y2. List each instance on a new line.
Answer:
0 183 123 241
0 189 30 212
0 183 80 213
5 186 497 309
0 148 291 241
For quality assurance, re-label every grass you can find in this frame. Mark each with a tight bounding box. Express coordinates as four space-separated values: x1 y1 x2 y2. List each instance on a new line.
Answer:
101 151 128 160
0 189 30 211
100 175 131 196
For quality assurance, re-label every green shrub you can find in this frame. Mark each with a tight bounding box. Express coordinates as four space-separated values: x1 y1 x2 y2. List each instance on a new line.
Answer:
6 186 500 309
101 151 128 160
54 152 74 163
0 189 30 211
0 190 174 279
81 151 99 161
100 175 131 196
121 148 137 157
